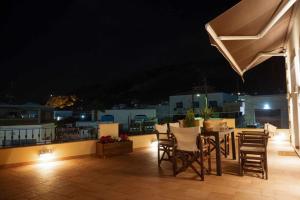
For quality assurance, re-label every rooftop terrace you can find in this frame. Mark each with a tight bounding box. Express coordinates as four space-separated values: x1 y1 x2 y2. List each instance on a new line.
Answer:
1 138 300 200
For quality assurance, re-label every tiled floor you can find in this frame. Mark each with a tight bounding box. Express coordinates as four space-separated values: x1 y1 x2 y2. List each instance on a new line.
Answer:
1 139 300 200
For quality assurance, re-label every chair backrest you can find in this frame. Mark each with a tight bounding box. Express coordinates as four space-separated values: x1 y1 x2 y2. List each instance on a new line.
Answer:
169 122 180 128
178 120 184 127
170 126 201 152
238 132 269 147
264 123 277 135
203 119 227 132
155 124 169 140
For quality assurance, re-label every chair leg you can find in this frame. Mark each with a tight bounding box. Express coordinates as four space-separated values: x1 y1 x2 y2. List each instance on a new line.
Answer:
200 151 204 181
239 153 244 176
157 145 161 166
264 152 268 180
172 150 177 176
224 135 228 158
207 147 211 174
226 134 230 156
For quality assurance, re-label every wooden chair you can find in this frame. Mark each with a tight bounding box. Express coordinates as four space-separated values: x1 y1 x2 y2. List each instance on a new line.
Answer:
170 126 211 181
203 120 230 157
155 124 173 166
238 131 269 179
168 122 180 129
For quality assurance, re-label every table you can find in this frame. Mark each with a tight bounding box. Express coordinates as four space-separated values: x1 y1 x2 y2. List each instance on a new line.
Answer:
202 128 236 176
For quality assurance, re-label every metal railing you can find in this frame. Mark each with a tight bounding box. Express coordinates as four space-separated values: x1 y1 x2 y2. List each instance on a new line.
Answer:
0 127 98 148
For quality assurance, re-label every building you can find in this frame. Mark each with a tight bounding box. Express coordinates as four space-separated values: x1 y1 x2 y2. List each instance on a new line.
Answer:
98 109 157 130
53 110 73 121
0 103 53 125
0 103 55 146
240 94 289 128
169 92 238 117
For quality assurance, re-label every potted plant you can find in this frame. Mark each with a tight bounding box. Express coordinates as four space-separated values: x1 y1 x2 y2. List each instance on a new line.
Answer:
96 134 133 157
201 107 215 131
200 107 214 121
183 109 196 127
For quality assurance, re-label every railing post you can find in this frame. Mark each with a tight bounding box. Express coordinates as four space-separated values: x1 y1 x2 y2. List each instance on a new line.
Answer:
11 130 13 146
32 129 34 140
38 128 41 144
50 128 53 143
25 129 28 145
18 129 21 146
44 128 47 144
3 130 6 147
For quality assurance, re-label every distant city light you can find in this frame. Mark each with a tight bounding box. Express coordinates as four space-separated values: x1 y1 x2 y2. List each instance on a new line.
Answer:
263 103 271 110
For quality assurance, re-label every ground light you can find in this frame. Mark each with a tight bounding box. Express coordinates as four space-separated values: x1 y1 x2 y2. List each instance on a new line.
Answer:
37 149 58 170
150 139 158 151
39 149 55 162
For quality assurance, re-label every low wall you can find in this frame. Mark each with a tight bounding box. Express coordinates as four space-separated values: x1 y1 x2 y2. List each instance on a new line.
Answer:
0 140 97 167
0 133 157 167
129 134 156 149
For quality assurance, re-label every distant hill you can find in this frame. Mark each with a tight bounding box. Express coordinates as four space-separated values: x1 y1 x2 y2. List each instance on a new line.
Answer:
75 63 241 108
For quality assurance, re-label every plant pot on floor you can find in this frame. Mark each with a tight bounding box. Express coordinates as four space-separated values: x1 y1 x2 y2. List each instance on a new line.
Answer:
96 140 133 157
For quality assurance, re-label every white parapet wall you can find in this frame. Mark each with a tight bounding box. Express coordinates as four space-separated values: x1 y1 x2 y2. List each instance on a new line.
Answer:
129 134 157 149
0 133 157 167
0 140 97 167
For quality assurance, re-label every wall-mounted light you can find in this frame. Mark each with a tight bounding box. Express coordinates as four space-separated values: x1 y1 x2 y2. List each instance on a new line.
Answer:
263 103 271 110
39 149 54 162
81 114 85 119
196 94 200 97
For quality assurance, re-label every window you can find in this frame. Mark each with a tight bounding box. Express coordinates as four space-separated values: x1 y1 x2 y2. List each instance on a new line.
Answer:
193 101 200 108
209 101 218 108
176 102 183 108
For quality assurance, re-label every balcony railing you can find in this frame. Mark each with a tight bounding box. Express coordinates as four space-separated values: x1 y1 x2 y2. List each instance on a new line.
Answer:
0 127 98 148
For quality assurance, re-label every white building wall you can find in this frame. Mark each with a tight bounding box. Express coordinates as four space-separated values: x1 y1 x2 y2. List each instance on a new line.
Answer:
287 2 300 149
98 109 156 130
241 95 288 128
169 93 238 117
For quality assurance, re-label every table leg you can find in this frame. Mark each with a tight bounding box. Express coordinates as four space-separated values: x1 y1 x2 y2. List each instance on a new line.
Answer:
231 131 236 160
215 133 222 176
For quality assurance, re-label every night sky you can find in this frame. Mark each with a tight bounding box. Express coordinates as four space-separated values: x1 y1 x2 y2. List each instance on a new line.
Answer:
0 0 286 104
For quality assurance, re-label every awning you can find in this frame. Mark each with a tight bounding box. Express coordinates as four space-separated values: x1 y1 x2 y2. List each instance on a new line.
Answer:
205 0 297 77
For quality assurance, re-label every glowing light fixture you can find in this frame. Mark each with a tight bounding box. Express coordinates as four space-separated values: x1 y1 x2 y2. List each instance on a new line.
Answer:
196 94 200 97
273 132 287 144
81 114 85 119
39 149 54 162
263 104 271 110
150 139 158 151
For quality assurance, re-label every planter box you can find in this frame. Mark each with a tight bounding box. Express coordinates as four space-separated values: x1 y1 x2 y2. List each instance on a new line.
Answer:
96 140 133 157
